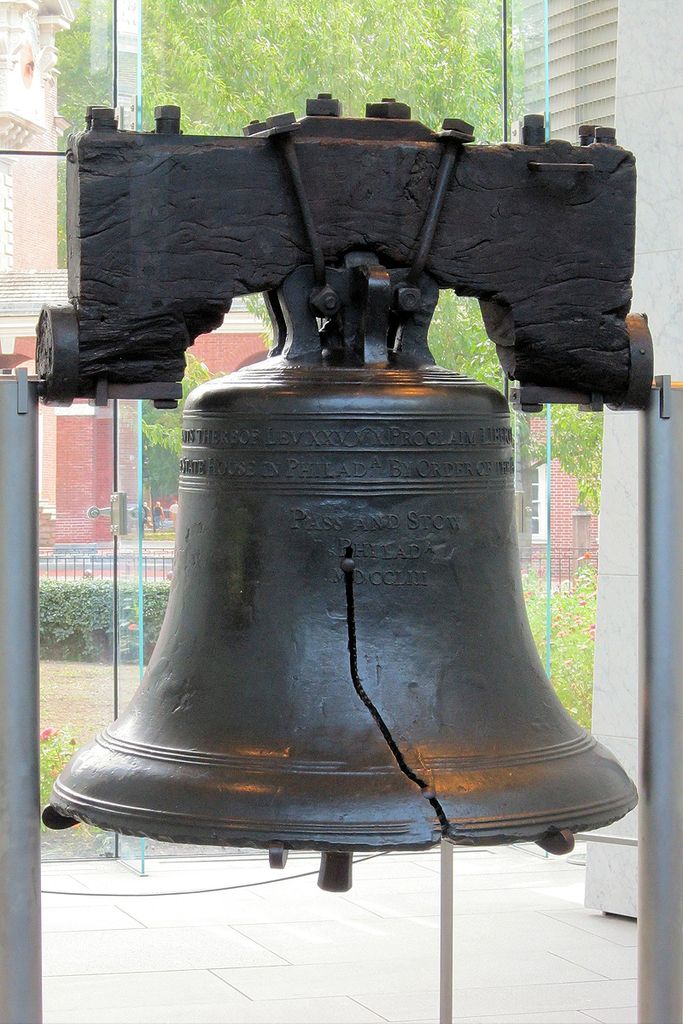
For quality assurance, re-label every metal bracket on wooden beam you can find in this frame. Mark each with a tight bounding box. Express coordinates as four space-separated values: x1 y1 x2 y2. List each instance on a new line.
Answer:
509 383 603 414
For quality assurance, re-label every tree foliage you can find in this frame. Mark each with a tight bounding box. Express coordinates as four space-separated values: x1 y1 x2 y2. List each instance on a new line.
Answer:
139 0 504 139
531 406 603 515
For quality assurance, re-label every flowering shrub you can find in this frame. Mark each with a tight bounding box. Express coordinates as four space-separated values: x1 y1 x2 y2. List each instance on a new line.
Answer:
523 563 597 729
39 727 77 826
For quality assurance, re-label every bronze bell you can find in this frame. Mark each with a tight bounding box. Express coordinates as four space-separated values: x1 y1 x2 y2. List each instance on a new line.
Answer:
44 260 637 890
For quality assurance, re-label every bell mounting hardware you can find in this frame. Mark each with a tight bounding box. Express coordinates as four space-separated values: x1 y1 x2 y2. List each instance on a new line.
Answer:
42 99 645 891
37 99 650 409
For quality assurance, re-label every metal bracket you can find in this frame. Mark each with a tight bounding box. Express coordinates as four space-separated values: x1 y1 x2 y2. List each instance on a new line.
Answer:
109 492 129 536
87 492 131 535
15 368 28 415
528 161 594 173
656 374 672 419
92 378 182 409
509 383 603 413
359 265 392 366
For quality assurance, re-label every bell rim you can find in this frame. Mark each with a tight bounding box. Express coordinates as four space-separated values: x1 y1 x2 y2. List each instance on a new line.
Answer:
48 776 637 852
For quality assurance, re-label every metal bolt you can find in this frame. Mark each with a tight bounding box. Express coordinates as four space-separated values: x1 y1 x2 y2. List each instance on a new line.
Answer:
89 106 118 131
440 118 475 143
154 104 181 134
266 112 297 130
522 113 545 146
340 555 355 574
242 119 268 136
305 93 342 117
394 283 422 313
595 125 617 144
578 124 596 146
365 99 411 120
310 284 341 317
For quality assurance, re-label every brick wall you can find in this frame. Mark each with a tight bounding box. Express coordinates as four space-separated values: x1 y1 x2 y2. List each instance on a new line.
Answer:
530 415 599 554
54 407 114 544
192 331 268 373
12 157 58 270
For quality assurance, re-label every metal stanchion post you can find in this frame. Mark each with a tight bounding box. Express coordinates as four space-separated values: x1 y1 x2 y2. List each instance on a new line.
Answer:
0 371 42 1024
440 839 454 1024
639 376 683 1024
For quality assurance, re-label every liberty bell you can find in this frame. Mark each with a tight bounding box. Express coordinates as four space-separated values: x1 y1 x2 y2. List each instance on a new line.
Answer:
42 103 644 891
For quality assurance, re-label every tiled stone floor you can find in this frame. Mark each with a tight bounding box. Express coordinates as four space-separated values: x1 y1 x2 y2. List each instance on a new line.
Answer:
41 845 637 1024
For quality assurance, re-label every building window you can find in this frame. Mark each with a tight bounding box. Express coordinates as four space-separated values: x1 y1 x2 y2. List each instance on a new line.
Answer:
531 463 548 542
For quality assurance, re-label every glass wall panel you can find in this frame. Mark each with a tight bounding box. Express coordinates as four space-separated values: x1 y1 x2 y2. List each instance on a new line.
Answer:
39 394 117 860
0 149 115 859
115 398 147 870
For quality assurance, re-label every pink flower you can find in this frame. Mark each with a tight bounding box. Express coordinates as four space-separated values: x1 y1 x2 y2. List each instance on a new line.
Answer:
40 727 57 741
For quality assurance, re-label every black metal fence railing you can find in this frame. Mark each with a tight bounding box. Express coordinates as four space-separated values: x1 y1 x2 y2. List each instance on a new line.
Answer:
39 550 176 582
40 545 598 587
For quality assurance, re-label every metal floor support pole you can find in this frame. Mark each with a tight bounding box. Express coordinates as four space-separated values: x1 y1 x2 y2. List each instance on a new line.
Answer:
0 372 42 1024
440 839 454 1024
639 377 683 1024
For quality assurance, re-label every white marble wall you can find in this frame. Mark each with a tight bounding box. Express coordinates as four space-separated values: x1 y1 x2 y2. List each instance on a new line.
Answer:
585 0 683 916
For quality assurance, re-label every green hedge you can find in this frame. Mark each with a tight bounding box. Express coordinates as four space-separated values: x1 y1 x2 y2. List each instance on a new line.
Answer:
40 579 171 661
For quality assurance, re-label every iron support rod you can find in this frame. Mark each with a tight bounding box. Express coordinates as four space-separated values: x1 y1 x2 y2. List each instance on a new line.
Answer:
639 377 683 1024
280 134 326 287
440 839 454 1024
0 372 42 1024
407 146 457 286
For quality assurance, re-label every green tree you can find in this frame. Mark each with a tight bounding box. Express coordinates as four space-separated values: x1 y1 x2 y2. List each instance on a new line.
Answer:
531 406 603 515
140 0 504 139
141 355 226 496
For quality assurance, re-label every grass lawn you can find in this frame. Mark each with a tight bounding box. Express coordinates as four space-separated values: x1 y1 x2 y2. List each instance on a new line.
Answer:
40 660 141 743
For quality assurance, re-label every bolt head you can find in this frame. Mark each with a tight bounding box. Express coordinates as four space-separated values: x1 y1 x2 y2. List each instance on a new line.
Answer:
440 118 475 142
522 113 546 145
154 104 181 134
242 119 268 136
595 125 617 144
366 99 411 120
266 111 297 129
306 94 342 117
89 106 118 130
154 104 181 120
310 284 341 317
394 284 422 313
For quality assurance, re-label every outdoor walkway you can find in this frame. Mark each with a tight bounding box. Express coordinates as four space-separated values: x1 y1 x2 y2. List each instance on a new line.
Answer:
41 845 637 1024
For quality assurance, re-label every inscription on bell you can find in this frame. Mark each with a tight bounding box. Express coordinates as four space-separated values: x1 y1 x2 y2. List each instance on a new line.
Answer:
181 420 513 450
180 453 513 481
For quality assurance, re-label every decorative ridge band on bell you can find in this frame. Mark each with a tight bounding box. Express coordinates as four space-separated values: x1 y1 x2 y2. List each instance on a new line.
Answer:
44 356 637 887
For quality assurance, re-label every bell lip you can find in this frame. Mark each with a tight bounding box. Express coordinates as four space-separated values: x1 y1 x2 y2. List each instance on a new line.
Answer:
48 776 637 852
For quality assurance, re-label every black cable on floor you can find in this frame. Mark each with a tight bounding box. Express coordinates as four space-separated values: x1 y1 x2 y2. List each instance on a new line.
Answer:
41 851 388 898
